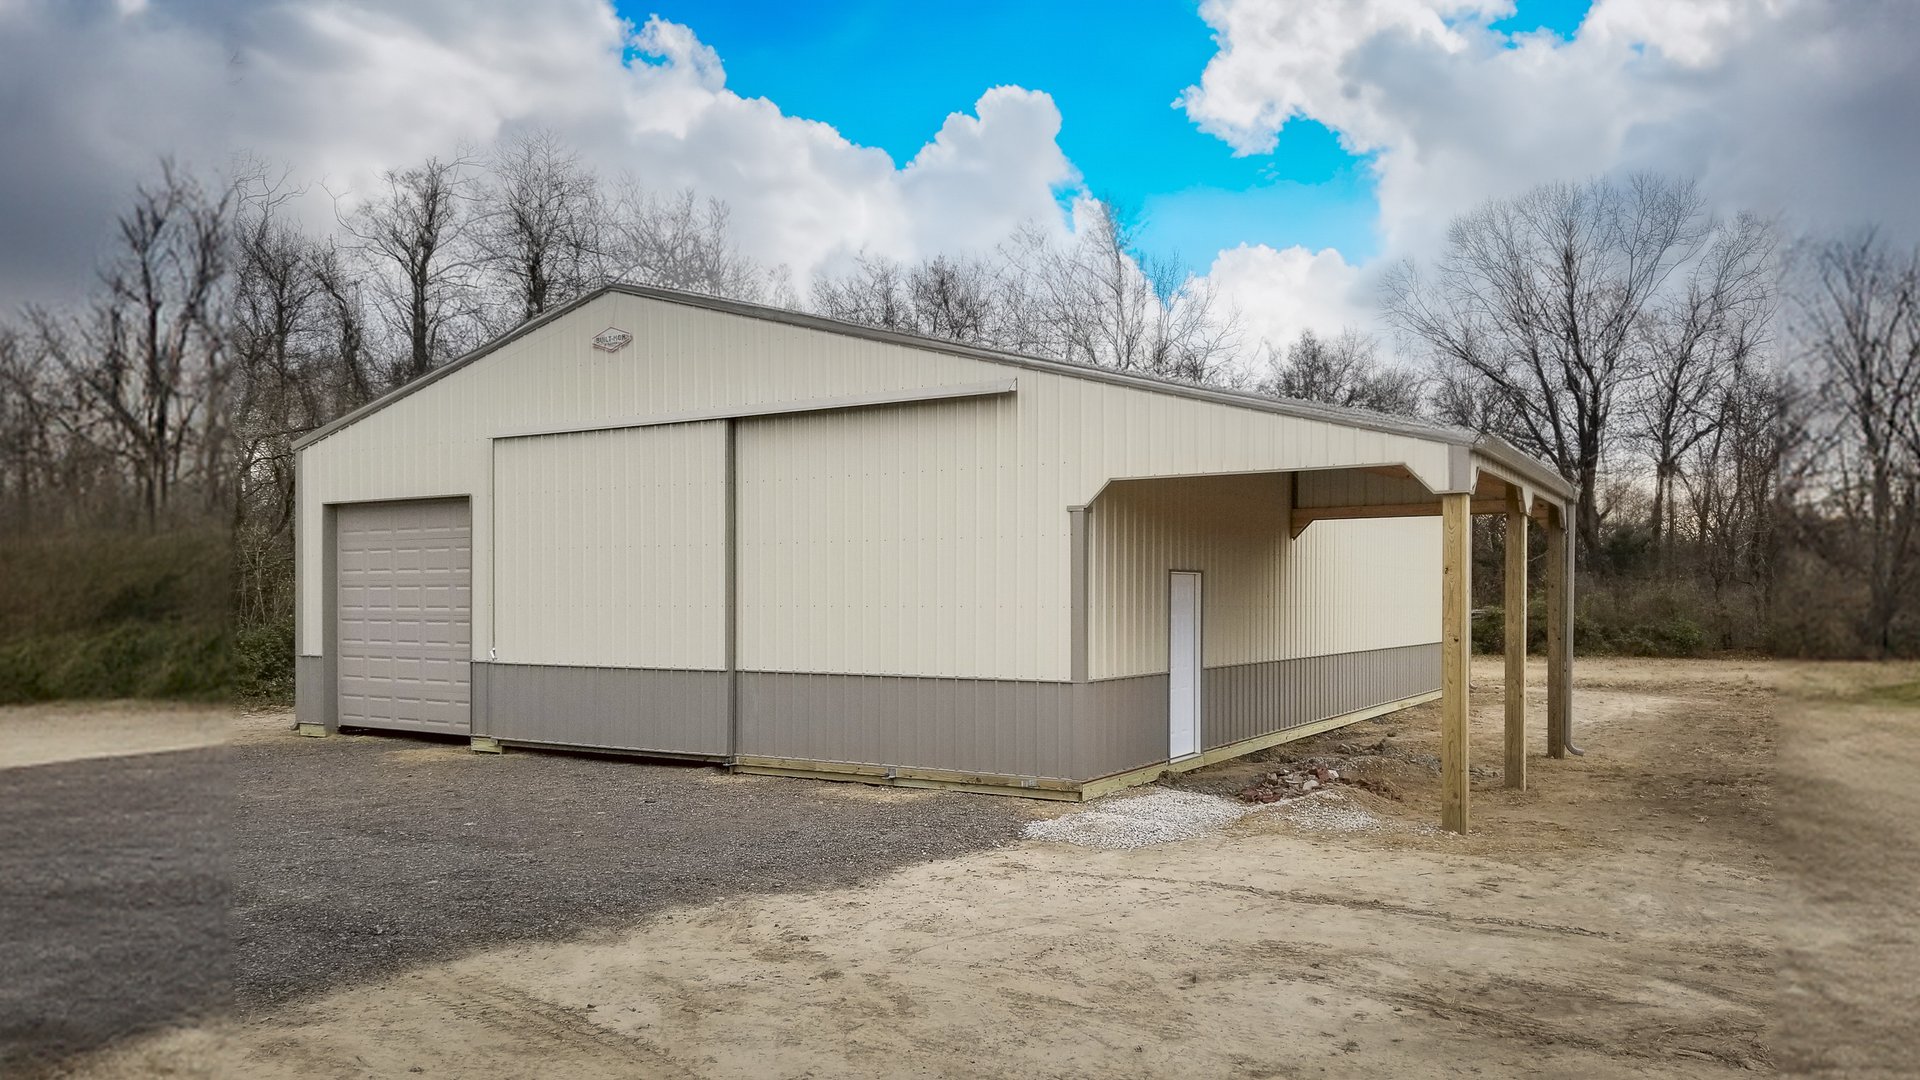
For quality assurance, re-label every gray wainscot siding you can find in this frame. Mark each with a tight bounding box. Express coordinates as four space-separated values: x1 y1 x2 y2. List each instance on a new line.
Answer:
1069 643 1440 783
475 663 730 757
348 644 1436 788
738 671 1076 780
1203 643 1441 751
734 644 1434 785
1070 674 1170 782
294 654 329 731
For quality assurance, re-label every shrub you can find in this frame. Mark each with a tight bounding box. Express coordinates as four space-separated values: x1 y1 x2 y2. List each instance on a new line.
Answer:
232 617 296 703
0 621 236 704
0 526 295 705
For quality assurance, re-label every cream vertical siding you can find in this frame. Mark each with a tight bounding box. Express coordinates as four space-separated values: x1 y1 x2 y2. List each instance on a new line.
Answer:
297 288 1460 685
1088 473 1441 680
492 422 727 669
735 395 1054 680
296 291 1010 659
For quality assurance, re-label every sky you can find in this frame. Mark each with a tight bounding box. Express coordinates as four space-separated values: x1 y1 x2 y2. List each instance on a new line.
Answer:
0 0 1916 352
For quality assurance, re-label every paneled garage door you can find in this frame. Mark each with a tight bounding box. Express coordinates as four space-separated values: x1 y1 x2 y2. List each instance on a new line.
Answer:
336 498 472 733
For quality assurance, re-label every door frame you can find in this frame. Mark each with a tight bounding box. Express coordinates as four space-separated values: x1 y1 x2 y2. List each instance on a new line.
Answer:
1167 569 1204 761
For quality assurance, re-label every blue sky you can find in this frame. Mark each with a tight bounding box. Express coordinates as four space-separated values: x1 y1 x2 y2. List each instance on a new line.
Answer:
627 0 1594 270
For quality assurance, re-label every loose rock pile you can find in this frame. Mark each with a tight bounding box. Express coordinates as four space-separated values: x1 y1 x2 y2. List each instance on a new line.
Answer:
1238 764 1342 803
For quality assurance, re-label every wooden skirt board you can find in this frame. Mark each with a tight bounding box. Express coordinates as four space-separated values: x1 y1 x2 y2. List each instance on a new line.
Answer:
335 498 474 734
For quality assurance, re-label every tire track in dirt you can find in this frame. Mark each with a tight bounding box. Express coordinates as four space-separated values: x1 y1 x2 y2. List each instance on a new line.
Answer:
409 970 687 1072
1048 870 1622 940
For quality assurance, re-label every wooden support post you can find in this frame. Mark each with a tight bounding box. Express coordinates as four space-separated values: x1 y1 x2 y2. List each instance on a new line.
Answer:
1545 506 1572 759
1503 497 1527 791
1440 492 1471 834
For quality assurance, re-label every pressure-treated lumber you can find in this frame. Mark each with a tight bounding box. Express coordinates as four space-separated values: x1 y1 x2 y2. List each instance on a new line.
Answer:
1440 492 1472 834
1504 498 1528 791
732 762 1085 801
1545 507 1573 758
1289 497 1510 536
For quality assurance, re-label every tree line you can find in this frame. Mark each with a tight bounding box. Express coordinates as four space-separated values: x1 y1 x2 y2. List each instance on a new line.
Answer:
0 133 1915 681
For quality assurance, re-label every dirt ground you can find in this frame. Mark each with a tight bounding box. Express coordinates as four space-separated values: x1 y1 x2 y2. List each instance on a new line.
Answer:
0 699 230 770
18 656 1920 1077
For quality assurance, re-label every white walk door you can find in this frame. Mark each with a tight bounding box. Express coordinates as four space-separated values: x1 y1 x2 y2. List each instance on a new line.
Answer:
1168 571 1203 760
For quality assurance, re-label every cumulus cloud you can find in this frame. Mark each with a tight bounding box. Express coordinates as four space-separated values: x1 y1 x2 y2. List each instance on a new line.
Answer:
0 1 1077 304
1201 244 1372 354
1181 0 1920 270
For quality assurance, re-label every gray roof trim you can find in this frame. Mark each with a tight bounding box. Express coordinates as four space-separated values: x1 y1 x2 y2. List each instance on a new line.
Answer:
290 281 1572 501
1471 435 1574 500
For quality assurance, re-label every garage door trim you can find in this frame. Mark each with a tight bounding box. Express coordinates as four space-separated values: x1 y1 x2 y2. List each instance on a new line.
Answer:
328 496 474 735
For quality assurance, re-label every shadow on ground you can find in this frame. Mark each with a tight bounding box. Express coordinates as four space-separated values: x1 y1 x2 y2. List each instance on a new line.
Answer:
0 728 1032 1075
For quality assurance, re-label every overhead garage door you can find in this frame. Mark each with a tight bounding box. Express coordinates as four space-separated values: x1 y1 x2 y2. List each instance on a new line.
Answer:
336 498 472 733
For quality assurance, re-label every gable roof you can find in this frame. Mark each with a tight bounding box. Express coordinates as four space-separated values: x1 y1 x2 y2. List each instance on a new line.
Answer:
291 282 1571 500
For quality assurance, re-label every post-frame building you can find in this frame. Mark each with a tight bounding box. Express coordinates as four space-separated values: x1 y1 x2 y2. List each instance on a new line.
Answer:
293 283 1577 831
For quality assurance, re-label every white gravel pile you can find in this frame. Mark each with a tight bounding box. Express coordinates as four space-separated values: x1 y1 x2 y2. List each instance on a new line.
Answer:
1024 788 1256 849
1277 791 1387 833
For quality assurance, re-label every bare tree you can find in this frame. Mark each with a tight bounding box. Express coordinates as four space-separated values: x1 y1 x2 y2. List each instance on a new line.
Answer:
1259 328 1424 416
615 187 766 301
811 253 915 331
308 241 375 410
341 154 480 384
1141 254 1242 384
1384 174 1714 560
1630 212 1776 560
229 168 366 626
908 255 997 343
0 323 56 529
996 200 1240 380
1794 231 1920 655
1678 364 1797 600
477 130 613 326
1064 200 1158 370
41 161 234 528
811 252 999 344
231 172 324 435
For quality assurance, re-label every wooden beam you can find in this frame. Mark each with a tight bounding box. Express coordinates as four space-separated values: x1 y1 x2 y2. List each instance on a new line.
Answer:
1504 497 1527 791
1290 497 1508 534
1545 506 1574 758
1440 492 1471 834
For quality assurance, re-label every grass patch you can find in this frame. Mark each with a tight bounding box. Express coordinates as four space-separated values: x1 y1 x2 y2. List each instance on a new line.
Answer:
1864 680 1920 707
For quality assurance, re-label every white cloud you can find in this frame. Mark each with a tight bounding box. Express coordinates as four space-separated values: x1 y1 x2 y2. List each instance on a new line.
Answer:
1182 0 1920 334
1202 243 1372 352
1177 0 1506 157
0 2 1077 303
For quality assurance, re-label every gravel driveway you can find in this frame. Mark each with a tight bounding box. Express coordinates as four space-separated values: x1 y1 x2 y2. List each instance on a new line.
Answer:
0 720 1033 1076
